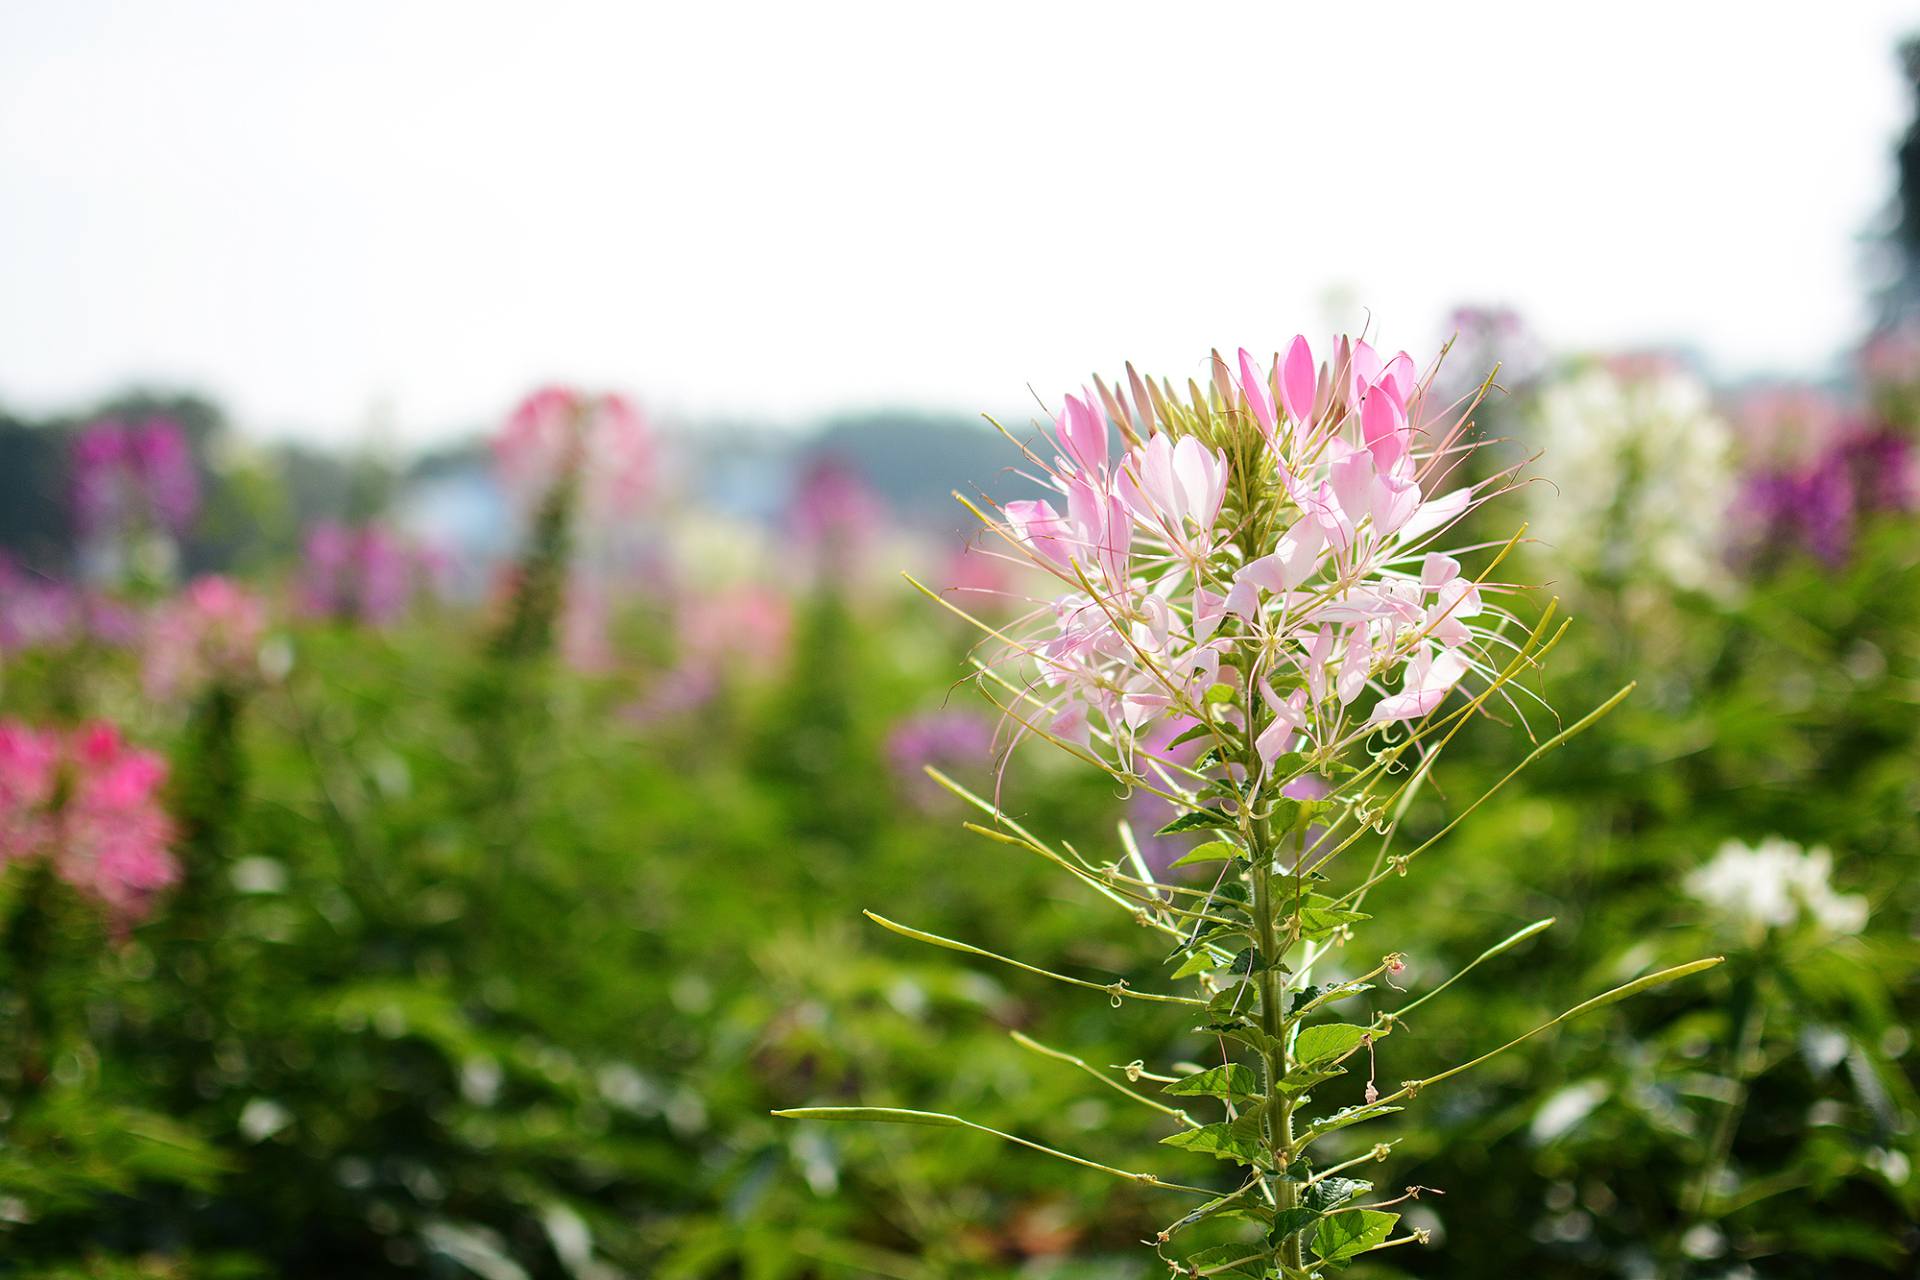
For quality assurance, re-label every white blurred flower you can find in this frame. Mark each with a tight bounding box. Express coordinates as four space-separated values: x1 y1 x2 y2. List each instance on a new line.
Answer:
1527 362 1735 594
1685 837 1868 940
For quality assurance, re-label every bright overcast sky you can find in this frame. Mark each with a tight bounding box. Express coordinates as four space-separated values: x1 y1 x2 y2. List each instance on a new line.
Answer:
1 2 1915 445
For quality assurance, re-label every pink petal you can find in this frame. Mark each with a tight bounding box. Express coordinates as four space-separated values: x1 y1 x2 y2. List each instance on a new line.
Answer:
1238 348 1276 435
1280 336 1317 424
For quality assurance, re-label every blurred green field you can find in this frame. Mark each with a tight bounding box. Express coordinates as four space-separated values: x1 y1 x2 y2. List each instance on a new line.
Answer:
0 461 1913 1277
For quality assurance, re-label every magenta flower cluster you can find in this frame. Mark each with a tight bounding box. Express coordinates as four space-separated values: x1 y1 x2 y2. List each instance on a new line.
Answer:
70 416 200 539
0 720 178 925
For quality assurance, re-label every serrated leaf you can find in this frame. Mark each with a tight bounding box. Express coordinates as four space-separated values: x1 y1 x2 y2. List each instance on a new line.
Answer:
1309 1102 1403 1136
1159 1122 1268 1166
1268 798 1302 833
1297 905 1370 942
1225 1098 1269 1143
1276 1063 1343 1095
1303 1176 1372 1213
1157 808 1237 835
1164 1063 1260 1102
1312 1209 1398 1263
1176 1245 1267 1279
1293 1023 1369 1066
1269 1205 1320 1241
1169 840 1240 869
1170 946 1234 980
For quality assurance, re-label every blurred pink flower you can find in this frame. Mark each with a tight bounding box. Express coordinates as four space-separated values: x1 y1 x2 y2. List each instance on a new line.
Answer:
71 416 200 538
1859 321 1920 389
297 521 430 626
788 457 887 578
886 710 995 808
0 557 142 655
560 582 617 674
495 385 653 525
680 585 793 675
0 719 178 925
143 575 268 700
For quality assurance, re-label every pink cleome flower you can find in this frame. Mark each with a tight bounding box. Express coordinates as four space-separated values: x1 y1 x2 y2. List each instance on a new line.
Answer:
143 575 269 699
986 335 1511 774
0 720 179 925
494 385 653 526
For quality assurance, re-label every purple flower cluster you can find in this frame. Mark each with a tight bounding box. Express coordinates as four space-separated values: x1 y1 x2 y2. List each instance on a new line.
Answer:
0 557 140 655
70 416 200 539
885 710 995 808
1734 425 1918 566
297 522 438 626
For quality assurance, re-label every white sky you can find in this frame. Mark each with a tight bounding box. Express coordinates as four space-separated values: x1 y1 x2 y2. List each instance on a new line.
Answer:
1 2 1915 446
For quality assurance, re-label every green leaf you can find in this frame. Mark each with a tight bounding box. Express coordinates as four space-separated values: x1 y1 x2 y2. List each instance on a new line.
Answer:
1297 905 1370 942
1275 1063 1344 1095
1159 1122 1268 1166
1293 1023 1368 1065
1169 840 1241 868
1164 1063 1261 1102
1157 808 1237 835
1169 722 1217 748
1290 982 1374 1013
1303 1177 1372 1213
1312 1209 1399 1263
1269 1205 1321 1241
1225 1023 1283 1059
1204 682 1236 705
1267 798 1302 833
1170 946 1234 980
1177 1245 1267 1279
1308 1102 1403 1136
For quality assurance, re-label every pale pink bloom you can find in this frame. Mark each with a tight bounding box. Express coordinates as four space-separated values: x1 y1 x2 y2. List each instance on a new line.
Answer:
143 575 268 700
986 333 1502 766
1369 645 1469 724
680 586 793 675
789 457 888 578
1257 682 1310 766
1116 433 1230 561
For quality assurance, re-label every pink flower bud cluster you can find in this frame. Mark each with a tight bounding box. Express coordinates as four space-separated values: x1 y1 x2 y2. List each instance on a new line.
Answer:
142 575 269 700
0 720 178 925
494 385 653 526
991 336 1503 771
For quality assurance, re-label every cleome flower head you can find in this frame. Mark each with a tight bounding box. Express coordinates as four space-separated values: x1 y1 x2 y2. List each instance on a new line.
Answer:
0 719 179 927
974 335 1516 783
142 574 270 701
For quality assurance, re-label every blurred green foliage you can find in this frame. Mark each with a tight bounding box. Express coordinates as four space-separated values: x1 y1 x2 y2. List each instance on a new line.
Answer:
0 504 1914 1278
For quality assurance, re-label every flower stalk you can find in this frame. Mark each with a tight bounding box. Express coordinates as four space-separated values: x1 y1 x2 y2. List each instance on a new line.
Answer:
777 335 1722 1275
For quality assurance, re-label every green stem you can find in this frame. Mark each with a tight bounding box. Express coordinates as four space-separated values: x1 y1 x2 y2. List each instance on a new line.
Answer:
1671 969 1766 1276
